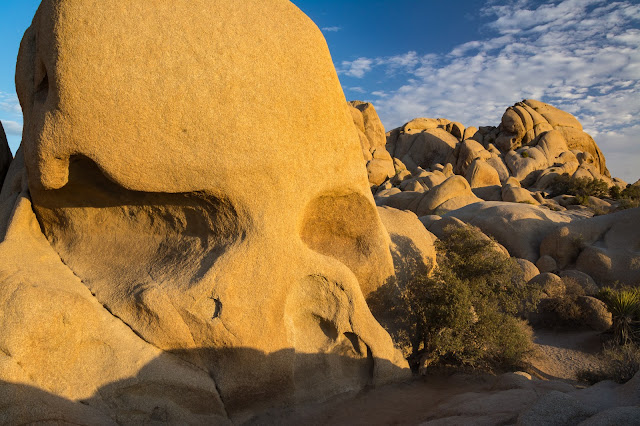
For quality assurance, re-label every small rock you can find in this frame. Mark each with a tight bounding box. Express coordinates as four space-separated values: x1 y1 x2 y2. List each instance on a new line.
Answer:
536 255 558 274
576 296 612 332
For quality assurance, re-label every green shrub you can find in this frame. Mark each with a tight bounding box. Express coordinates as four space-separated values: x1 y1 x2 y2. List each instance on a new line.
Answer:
596 287 640 345
617 185 640 210
608 184 639 209
368 225 540 372
621 184 640 199
533 277 586 329
548 174 609 199
578 342 640 384
618 198 640 210
609 185 621 199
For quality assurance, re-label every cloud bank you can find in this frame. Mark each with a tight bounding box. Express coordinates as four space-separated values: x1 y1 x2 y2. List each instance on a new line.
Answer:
1 120 22 136
339 0 640 182
0 92 23 143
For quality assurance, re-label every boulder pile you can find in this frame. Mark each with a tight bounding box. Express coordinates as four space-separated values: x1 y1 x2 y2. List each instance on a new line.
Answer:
351 98 638 293
348 97 639 340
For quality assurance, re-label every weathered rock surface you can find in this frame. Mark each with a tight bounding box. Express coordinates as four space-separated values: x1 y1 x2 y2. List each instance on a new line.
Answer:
494 100 609 177
536 254 558 273
540 207 640 285
466 159 501 189
411 371 640 426
441 201 573 262
515 258 540 282
349 101 395 185
377 175 481 216
0 165 228 424
576 296 612 332
377 206 437 287
2 0 409 422
518 390 595 425
502 178 540 205
387 127 458 172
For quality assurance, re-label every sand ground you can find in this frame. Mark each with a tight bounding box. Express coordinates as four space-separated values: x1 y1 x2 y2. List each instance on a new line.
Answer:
249 329 609 425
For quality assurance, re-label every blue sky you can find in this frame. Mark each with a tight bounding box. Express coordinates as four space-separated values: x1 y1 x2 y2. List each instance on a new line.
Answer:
1 0 639 182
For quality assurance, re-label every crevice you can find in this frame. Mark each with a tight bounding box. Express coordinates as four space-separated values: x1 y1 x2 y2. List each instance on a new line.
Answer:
211 297 222 319
55 251 211 374
208 370 230 419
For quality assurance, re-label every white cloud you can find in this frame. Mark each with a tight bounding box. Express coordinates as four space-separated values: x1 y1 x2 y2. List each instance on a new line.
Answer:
593 125 640 184
339 57 373 78
381 51 420 71
0 93 21 115
321 26 341 32
347 0 640 181
348 86 366 93
371 91 388 98
1 120 23 136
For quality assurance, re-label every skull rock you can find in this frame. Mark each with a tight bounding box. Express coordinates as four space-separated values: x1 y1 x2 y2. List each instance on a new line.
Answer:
15 0 408 417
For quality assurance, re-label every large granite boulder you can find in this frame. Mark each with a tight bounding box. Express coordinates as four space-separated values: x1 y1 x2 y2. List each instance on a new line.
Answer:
494 100 609 177
1 0 409 422
386 121 459 172
377 206 437 288
540 207 640 285
349 101 395 185
377 175 481 216
441 201 574 262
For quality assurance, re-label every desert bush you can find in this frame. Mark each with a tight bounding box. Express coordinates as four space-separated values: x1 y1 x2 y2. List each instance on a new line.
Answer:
622 184 640 199
533 278 587 329
609 184 640 210
548 174 609 201
578 342 640 384
368 225 540 372
609 185 621 199
618 197 640 210
596 287 640 345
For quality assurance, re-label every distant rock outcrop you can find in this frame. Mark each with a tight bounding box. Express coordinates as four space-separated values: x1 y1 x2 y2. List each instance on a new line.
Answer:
365 98 638 288
349 101 396 185
377 99 614 202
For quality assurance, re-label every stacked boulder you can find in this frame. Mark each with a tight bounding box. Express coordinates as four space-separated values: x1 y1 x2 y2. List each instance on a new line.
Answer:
362 98 639 332
349 101 395 185
372 99 624 218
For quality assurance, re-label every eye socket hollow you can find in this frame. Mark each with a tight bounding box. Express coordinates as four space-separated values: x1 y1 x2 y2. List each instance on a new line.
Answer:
299 192 392 296
35 64 49 103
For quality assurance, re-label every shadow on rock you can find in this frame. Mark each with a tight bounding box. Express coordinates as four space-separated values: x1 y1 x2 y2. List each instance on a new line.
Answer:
1 347 410 425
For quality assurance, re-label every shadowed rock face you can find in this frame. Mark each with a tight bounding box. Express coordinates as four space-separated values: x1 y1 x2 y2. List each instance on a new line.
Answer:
0 122 11 189
2 0 409 420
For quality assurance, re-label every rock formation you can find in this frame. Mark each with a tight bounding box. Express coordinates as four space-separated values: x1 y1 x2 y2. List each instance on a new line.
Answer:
1 1 638 422
0 121 12 190
349 101 395 185
540 207 640 285
377 99 615 205
0 0 410 422
368 98 638 290
377 206 437 286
